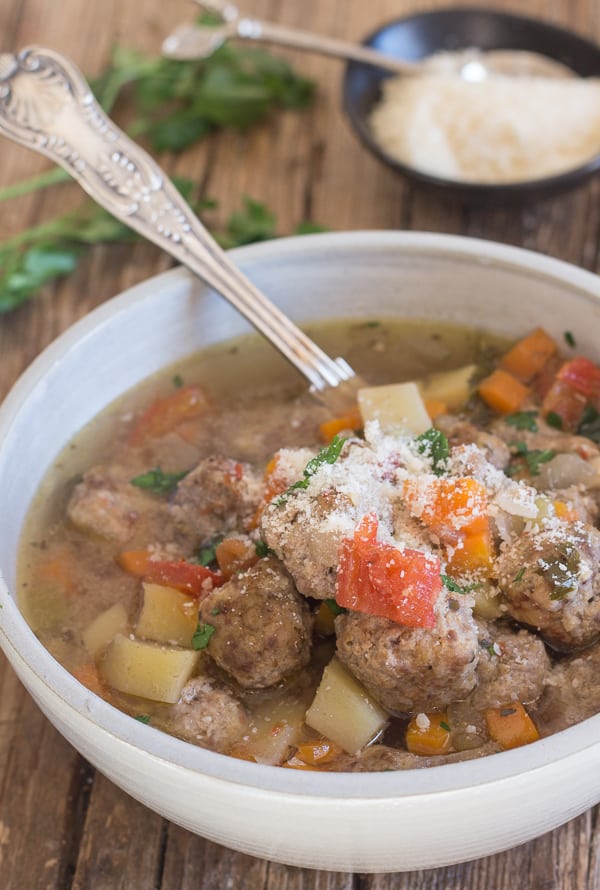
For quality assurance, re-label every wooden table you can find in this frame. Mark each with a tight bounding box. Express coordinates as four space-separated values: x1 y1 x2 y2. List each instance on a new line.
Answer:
2 0 600 886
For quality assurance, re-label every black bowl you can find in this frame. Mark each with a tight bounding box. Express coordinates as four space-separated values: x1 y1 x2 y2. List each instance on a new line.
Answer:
343 7 600 204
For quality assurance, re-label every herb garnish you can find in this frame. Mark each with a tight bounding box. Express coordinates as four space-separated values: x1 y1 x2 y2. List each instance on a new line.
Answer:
324 598 347 616
441 575 481 594
564 331 577 348
197 540 221 567
130 466 189 495
135 715 151 724
577 404 600 443
439 721 451 733
172 373 184 388
507 442 556 477
277 435 347 505
416 428 449 476
545 411 564 430
192 622 216 650
513 567 526 583
504 411 538 432
255 539 275 558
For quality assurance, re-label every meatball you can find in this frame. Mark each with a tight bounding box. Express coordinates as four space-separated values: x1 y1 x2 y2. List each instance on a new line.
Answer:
436 416 511 469
496 524 600 651
166 675 248 753
536 642 600 734
261 488 357 600
335 594 479 714
470 620 550 709
491 416 599 460
198 558 313 688
67 466 164 543
170 455 263 544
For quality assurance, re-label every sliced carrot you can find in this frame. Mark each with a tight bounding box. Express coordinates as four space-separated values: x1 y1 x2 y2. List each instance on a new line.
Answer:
404 477 489 540
319 407 362 442
72 662 106 697
553 500 578 522
446 525 495 575
477 369 531 415
499 327 558 383
406 712 451 756
128 384 208 447
485 702 540 750
294 739 343 766
215 537 258 579
424 399 448 421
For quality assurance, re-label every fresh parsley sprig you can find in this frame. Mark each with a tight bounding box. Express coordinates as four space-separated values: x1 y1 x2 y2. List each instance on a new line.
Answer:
276 435 347 505
130 466 189 495
416 428 449 476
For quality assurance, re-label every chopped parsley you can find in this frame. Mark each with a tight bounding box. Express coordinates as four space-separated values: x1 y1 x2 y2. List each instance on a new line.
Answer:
507 442 556 477
197 540 221 567
324 598 347 616
545 411 563 430
439 721 451 733
504 411 538 432
192 622 215 650
255 539 276 558
441 575 481 595
130 466 188 495
276 435 346 505
564 331 577 348
135 715 151 724
513 567 526 583
172 373 184 388
416 428 449 476
577 403 600 443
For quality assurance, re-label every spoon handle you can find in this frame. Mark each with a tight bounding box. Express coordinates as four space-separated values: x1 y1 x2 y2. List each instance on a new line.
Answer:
163 19 413 74
0 47 355 392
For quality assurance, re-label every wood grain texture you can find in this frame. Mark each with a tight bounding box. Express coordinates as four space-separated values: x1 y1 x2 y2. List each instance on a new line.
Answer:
2 0 600 886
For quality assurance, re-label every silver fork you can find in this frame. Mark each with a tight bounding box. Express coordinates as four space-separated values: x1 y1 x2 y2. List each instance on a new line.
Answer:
0 47 359 407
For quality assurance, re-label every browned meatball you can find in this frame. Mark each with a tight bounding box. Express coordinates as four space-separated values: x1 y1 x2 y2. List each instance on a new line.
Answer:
67 466 165 543
165 675 249 752
335 594 479 715
496 524 600 651
199 558 313 688
536 642 600 734
261 488 357 600
170 455 262 544
435 415 511 469
470 620 550 709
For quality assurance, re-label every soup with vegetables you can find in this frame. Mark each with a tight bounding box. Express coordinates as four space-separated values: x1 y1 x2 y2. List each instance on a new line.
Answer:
18 319 600 772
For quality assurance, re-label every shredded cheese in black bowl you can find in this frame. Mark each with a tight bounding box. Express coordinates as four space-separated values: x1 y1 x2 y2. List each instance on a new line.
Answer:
343 7 600 204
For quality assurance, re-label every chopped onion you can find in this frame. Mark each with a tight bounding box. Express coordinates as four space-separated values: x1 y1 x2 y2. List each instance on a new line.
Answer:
535 453 596 490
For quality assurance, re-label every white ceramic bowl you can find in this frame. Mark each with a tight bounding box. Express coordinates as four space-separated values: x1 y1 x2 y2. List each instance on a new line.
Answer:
2 231 600 873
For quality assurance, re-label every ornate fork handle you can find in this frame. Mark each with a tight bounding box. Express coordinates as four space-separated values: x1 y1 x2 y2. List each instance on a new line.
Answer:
0 47 355 392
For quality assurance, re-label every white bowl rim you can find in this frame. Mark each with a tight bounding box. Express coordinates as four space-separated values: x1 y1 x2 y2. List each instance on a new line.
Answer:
2 228 600 800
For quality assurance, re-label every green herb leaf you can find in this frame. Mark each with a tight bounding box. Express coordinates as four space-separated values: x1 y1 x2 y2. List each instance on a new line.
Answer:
255 539 275 558
513 567 526 583
135 715 151 724
324 598 347 616
439 721 451 732
197 540 220 567
192 622 216 650
577 404 600 443
564 331 576 348
416 428 449 475
441 575 481 594
504 411 538 432
545 411 563 430
130 466 189 495
508 442 556 477
172 373 184 388
277 435 347 504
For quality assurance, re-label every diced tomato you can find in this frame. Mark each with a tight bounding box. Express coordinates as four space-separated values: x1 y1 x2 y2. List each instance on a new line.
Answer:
128 384 208 446
541 378 587 431
336 514 441 628
117 549 224 596
557 357 600 402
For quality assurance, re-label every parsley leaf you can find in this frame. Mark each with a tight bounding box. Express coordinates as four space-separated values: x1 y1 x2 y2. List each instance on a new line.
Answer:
441 575 481 594
130 466 189 495
416 428 449 476
545 411 563 430
504 411 538 432
134 715 151 724
564 331 577 348
513 567 526 583
324 598 347 616
197 540 220 567
507 442 556 477
255 539 275 558
192 622 216 650
578 404 600 443
277 435 347 504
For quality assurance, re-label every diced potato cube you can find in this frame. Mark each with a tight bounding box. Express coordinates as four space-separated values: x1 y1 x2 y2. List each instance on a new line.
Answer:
234 695 308 766
83 602 129 658
136 582 198 648
100 634 199 703
358 382 430 435
418 364 477 410
305 657 388 754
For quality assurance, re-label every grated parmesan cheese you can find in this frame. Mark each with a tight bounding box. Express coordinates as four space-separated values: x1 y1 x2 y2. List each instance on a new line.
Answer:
370 72 600 183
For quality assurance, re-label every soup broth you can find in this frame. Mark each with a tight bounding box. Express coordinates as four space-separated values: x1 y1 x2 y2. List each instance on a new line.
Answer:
18 318 600 771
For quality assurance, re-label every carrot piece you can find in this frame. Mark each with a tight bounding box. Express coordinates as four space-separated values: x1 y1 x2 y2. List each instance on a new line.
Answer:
406 712 451 756
35 543 77 595
128 384 208 446
477 369 531 415
447 525 495 575
424 399 448 420
319 407 362 442
72 662 106 697
249 454 289 528
294 739 343 766
553 500 578 522
404 477 489 540
485 702 540 750
541 378 587 430
215 537 258 579
499 327 558 383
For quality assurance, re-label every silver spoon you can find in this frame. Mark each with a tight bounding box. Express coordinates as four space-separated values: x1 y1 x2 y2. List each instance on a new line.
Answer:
162 0 573 82
0 46 359 410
